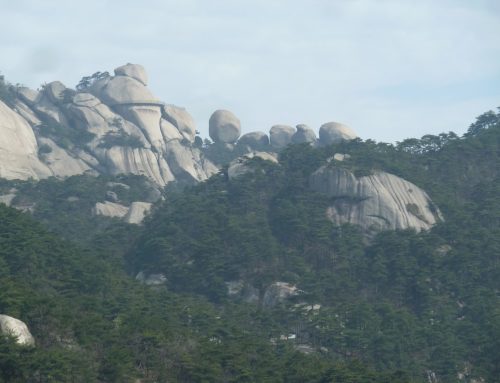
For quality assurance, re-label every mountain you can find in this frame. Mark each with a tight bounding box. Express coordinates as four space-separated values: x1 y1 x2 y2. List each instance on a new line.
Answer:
0 67 499 382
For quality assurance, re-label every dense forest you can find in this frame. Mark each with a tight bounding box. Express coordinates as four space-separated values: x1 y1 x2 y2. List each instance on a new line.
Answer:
0 107 499 382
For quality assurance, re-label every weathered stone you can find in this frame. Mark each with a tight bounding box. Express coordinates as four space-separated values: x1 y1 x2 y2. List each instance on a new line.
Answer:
0 314 35 346
163 104 196 142
13 100 41 126
263 282 299 308
125 201 152 224
16 87 39 106
227 151 278 180
106 190 119 202
238 131 269 149
44 81 67 104
92 201 129 218
160 119 183 142
319 122 357 145
0 101 51 180
165 140 217 183
309 166 443 236
136 271 167 286
209 109 241 143
0 194 16 206
114 63 148 86
98 146 175 186
37 137 92 177
72 92 101 107
292 124 316 144
98 76 161 106
269 125 295 148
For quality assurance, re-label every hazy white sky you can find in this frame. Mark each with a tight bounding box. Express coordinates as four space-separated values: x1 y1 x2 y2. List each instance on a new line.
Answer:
1 0 499 142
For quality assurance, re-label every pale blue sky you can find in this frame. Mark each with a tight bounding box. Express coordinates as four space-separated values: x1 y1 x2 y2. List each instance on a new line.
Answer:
1 0 499 142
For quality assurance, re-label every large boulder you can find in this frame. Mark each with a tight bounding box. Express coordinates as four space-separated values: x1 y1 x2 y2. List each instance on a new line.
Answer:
162 104 197 142
98 76 160 106
37 137 93 177
16 87 39 106
209 109 241 143
238 131 269 149
44 81 67 104
92 201 129 218
125 201 152 224
292 124 316 144
0 101 51 180
309 166 443 236
319 122 357 145
114 63 148 86
0 314 35 346
269 125 295 148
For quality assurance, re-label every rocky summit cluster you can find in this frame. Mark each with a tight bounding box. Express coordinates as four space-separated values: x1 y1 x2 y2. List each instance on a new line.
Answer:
0 63 442 235
0 63 357 186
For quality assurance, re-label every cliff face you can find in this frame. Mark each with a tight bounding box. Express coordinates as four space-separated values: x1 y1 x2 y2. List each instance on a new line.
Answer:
1 63 217 186
309 166 443 236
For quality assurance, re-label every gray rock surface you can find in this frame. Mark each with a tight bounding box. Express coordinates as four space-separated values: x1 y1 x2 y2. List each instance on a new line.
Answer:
114 63 148 86
238 131 269 149
124 201 152 224
0 101 51 180
0 194 16 206
37 137 93 177
92 201 129 218
44 81 67 104
163 104 197 142
269 125 295 148
228 151 278 180
310 166 443 236
0 314 35 346
97 76 160 106
319 122 357 145
292 124 316 144
16 87 39 106
263 282 299 308
209 109 241 143
136 271 167 286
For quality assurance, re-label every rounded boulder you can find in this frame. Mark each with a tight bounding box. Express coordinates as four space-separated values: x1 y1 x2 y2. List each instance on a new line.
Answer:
209 109 241 143
238 131 269 149
269 125 295 148
319 122 357 145
292 124 316 144
114 63 148 86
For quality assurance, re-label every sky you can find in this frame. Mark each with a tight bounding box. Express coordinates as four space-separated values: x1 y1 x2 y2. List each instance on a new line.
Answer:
1 0 499 143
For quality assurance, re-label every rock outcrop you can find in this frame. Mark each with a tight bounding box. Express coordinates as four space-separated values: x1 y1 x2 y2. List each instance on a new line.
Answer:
227 151 278 180
319 122 357 145
209 109 241 143
263 282 299 308
310 166 443 236
0 64 217 187
0 101 51 180
0 314 35 346
292 124 316 144
238 131 269 150
270 125 295 148
93 200 153 224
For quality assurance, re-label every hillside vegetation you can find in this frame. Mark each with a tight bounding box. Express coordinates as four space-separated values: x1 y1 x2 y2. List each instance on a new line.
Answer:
0 108 499 382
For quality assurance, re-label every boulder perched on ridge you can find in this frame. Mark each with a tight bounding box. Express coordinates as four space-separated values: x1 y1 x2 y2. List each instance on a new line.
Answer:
269 125 295 148
114 63 148 86
209 109 241 143
292 124 316 144
319 122 357 145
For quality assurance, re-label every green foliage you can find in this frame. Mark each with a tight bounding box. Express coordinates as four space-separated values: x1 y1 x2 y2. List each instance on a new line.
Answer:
0 74 16 106
98 130 144 149
38 120 95 149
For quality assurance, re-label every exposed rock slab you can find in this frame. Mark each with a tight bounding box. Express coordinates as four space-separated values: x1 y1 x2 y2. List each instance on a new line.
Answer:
125 201 152 224
114 63 148 86
37 137 93 177
228 151 278 180
263 282 299 308
310 166 443 235
163 104 196 142
0 314 35 346
92 201 129 218
0 101 51 180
